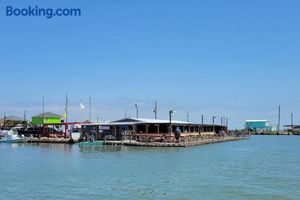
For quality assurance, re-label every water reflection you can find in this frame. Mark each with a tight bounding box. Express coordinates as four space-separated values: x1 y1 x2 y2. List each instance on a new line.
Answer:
8 143 74 153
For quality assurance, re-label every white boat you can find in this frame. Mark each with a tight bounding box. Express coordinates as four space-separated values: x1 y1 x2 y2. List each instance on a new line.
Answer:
0 129 28 143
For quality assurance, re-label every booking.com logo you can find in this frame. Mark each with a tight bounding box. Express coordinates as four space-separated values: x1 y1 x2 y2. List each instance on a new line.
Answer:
6 6 81 18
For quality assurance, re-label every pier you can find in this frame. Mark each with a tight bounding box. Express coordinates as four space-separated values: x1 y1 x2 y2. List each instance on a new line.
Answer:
104 135 249 147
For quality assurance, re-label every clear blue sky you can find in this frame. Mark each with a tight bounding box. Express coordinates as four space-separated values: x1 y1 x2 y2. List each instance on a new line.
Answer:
1 0 299 128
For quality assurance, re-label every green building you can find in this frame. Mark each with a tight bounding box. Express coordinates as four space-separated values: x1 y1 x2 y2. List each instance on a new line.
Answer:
32 112 62 125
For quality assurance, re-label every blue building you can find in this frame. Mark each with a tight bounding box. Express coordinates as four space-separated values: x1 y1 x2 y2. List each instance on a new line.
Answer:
245 120 276 131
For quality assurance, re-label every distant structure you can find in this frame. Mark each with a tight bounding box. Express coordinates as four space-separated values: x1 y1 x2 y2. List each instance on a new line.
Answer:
245 120 277 132
0 115 25 128
32 112 62 125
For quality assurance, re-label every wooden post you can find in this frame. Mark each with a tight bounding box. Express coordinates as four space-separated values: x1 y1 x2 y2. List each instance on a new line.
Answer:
114 125 117 140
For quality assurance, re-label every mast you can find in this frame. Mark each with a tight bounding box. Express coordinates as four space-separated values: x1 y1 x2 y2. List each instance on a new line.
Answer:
3 112 6 128
42 96 45 119
65 94 68 123
24 110 27 125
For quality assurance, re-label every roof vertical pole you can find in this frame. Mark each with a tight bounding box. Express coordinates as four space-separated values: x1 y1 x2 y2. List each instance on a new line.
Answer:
42 96 45 138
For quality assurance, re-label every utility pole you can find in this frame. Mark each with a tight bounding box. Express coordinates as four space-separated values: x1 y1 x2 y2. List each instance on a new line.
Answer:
169 110 175 134
135 104 139 118
291 112 293 131
153 101 157 119
42 96 45 118
42 96 45 138
212 116 217 133
23 110 26 122
200 114 204 132
277 105 281 132
89 97 92 122
187 112 189 122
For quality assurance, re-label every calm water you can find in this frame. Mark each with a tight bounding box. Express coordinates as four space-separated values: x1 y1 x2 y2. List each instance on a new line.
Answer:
0 136 299 200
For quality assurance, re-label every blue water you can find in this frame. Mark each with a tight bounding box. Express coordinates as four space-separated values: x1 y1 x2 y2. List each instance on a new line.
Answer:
0 136 299 200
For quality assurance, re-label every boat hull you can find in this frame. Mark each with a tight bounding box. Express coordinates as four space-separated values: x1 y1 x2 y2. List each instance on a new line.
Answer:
0 139 28 143
78 141 103 146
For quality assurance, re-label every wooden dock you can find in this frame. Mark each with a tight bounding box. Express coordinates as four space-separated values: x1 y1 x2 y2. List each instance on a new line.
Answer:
104 136 249 147
27 137 77 144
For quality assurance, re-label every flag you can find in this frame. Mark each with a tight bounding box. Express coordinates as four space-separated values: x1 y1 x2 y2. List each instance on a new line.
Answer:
63 108 67 119
80 100 85 110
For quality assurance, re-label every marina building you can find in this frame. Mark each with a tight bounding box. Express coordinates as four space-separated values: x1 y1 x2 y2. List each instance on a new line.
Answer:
0 115 24 128
81 117 227 142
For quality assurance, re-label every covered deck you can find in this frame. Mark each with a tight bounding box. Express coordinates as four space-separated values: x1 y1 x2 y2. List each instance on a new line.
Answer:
81 118 227 142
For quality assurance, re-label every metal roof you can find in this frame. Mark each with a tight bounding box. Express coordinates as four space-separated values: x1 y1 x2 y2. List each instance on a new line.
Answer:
33 112 62 118
83 118 226 127
245 120 269 122
113 117 190 124
0 115 23 121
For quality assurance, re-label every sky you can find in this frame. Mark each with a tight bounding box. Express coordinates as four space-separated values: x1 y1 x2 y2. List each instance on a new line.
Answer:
0 0 300 129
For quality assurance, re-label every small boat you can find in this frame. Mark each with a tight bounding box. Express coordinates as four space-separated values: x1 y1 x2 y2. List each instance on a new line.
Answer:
0 129 28 143
78 140 103 146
